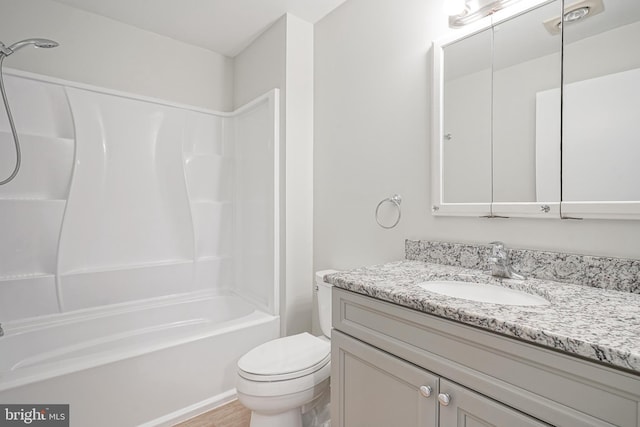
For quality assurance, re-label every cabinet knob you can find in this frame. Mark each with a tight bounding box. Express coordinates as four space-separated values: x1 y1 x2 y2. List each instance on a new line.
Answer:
438 393 451 406
419 385 432 398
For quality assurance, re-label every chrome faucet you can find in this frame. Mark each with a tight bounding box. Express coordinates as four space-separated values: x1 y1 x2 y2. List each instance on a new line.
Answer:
0 323 4 337
488 241 526 280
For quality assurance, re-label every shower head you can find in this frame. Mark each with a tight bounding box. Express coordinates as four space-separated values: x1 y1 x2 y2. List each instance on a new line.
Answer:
0 38 59 56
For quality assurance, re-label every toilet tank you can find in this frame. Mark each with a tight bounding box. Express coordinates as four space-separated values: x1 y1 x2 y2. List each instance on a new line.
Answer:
315 270 337 338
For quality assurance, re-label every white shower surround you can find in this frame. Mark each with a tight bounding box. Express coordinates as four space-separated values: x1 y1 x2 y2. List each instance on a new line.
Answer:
0 69 281 425
0 68 280 318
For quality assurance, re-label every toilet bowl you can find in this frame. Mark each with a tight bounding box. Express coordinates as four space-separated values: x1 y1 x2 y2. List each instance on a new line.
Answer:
236 270 336 427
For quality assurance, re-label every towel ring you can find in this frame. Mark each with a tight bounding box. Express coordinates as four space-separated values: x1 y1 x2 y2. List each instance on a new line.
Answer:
375 194 402 229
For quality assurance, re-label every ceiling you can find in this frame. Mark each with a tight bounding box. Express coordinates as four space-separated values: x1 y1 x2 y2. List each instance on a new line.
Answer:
52 0 349 57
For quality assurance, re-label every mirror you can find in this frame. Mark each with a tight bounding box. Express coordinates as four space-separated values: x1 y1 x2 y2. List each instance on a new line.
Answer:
434 0 562 217
492 1 562 206
433 0 640 219
442 29 493 204
561 0 640 218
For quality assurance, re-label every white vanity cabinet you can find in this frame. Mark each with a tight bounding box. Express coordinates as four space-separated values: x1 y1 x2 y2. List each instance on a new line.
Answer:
333 331 548 427
331 288 640 427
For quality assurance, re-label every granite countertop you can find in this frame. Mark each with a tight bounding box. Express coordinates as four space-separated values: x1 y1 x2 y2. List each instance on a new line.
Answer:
326 260 640 374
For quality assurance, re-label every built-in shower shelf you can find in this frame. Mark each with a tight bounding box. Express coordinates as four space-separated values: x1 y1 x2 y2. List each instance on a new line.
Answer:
191 200 232 205
0 130 74 143
0 198 66 202
59 259 195 276
196 255 232 262
185 152 226 159
0 273 55 283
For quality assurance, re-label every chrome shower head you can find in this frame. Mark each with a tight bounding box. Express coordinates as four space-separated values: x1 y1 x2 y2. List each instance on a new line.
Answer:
0 38 59 56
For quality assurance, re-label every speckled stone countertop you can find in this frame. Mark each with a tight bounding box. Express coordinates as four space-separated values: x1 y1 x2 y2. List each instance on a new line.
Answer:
326 260 640 374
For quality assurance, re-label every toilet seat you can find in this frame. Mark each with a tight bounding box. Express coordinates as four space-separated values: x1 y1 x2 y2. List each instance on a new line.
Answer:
237 359 331 398
238 332 330 382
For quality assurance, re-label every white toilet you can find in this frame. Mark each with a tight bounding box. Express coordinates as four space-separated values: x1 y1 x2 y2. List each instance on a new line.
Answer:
236 270 336 427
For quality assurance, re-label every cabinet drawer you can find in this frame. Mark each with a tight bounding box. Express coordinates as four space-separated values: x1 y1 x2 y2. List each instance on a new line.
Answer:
333 288 640 427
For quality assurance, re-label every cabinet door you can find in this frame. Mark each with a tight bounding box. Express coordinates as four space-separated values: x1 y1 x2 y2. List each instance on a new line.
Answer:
332 330 438 427
438 380 550 427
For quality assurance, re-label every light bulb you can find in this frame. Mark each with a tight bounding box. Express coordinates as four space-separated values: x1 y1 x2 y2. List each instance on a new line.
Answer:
444 0 467 16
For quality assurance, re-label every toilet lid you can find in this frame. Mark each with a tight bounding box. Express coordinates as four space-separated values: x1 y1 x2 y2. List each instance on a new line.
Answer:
238 333 330 380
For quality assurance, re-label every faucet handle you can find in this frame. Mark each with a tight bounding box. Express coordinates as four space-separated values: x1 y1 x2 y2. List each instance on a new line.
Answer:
487 256 501 265
489 241 506 255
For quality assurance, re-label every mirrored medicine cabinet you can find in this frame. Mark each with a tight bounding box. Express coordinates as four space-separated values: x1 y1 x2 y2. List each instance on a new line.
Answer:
432 0 640 219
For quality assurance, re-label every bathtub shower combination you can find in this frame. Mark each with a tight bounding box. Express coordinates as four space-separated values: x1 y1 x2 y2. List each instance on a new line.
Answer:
0 69 281 426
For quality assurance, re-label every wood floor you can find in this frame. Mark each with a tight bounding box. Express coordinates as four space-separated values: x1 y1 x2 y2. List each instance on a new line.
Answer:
174 400 251 427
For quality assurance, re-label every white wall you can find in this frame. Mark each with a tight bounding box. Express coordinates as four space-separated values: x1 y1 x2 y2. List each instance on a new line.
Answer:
234 17 287 109
0 0 233 110
315 0 444 272
234 14 314 336
284 15 315 336
314 0 640 287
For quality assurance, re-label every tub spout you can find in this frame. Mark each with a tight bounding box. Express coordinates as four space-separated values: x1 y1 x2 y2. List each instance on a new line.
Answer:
0 323 3 337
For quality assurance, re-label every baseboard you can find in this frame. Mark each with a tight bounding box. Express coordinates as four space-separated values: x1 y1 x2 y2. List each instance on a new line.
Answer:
139 388 238 427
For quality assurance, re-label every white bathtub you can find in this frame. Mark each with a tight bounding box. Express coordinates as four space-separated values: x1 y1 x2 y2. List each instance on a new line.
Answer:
0 291 280 426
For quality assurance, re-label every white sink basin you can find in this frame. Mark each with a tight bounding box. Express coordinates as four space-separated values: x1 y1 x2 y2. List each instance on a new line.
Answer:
418 280 549 306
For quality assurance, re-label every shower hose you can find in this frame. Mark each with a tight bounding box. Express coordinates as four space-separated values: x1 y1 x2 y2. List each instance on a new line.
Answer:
0 54 22 185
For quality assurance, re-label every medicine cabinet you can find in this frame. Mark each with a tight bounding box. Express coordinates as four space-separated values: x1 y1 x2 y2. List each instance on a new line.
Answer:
432 0 640 219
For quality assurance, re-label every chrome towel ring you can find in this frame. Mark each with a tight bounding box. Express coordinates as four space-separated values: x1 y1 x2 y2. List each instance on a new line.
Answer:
375 194 402 229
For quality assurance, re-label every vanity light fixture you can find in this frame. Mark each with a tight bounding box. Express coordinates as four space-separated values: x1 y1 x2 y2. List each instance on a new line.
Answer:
447 0 524 28
444 0 467 16
543 0 605 35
